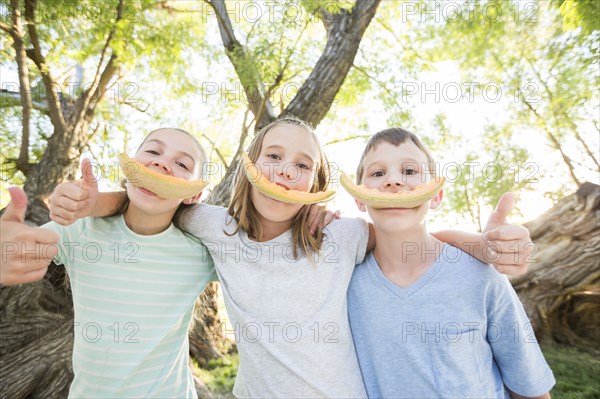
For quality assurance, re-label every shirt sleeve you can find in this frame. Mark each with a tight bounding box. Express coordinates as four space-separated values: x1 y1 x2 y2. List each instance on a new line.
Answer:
184 232 219 283
178 203 229 242
42 218 87 268
325 217 370 266
486 275 556 396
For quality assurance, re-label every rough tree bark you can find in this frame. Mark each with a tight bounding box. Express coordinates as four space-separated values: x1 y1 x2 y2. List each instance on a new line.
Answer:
513 182 600 348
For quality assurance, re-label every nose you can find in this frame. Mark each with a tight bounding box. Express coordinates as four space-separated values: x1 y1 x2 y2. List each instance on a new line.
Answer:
384 174 406 189
277 165 292 180
151 159 171 174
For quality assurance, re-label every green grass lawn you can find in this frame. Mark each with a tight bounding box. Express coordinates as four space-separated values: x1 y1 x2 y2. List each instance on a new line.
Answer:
196 344 600 397
543 344 600 399
193 354 238 397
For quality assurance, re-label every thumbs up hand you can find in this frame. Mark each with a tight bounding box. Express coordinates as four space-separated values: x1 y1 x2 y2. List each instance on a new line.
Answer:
49 158 99 226
1 187 59 285
482 193 535 276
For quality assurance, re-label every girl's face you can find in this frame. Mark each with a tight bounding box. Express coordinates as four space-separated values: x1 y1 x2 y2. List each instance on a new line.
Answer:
251 124 321 224
127 129 203 214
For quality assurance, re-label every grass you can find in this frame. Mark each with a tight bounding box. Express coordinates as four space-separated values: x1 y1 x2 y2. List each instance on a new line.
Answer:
194 345 599 397
543 344 600 399
193 354 239 396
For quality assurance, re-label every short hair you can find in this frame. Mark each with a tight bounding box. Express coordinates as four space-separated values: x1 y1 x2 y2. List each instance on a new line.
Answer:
356 128 436 184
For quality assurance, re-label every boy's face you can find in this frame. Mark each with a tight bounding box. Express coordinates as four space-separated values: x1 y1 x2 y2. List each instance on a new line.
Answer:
357 141 443 233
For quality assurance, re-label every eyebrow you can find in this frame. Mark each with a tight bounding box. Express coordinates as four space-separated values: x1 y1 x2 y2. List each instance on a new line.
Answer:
264 144 316 163
144 139 196 165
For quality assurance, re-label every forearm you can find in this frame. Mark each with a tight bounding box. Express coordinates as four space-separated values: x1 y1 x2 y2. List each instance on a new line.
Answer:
431 230 489 263
90 191 128 217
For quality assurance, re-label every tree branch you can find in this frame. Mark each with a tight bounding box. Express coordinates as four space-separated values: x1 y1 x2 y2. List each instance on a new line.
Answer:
79 0 124 124
200 134 228 168
0 89 49 113
323 134 371 147
0 21 11 33
9 0 33 171
492 52 581 186
206 0 275 128
523 53 599 172
352 61 404 113
519 90 581 186
283 0 381 127
24 0 66 131
120 100 151 115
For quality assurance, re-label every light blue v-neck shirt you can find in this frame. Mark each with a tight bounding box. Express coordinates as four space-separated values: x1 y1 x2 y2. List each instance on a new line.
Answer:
348 245 555 398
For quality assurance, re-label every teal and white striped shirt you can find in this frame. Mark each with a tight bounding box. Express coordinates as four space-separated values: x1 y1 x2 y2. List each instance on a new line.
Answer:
45 215 216 398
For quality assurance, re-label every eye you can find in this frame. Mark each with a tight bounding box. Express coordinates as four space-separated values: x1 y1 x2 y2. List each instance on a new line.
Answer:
403 168 418 175
176 161 189 171
297 162 311 170
371 170 385 177
145 150 159 155
266 153 281 160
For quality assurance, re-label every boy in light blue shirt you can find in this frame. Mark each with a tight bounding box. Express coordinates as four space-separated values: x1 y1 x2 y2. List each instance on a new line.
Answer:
347 128 555 398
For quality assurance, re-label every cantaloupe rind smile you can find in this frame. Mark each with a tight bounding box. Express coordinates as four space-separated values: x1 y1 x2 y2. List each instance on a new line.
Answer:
339 173 444 209
118 153 208 199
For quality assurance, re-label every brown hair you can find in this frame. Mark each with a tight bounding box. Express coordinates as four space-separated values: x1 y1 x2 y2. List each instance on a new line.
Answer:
356 127 436 184
227 116 330 259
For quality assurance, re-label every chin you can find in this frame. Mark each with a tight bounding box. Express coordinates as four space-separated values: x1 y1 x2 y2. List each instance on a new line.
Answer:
128 185 180 213
253 191 302 221
370 212 422 231
260 207 299 224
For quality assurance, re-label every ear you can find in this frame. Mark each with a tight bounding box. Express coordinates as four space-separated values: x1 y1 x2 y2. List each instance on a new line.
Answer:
183 191 203 205
355 199 367 213
429 189 443 210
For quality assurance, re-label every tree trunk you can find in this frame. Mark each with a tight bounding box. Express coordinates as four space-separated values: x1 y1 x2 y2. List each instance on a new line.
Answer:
0 264 73 398
513 182 600 348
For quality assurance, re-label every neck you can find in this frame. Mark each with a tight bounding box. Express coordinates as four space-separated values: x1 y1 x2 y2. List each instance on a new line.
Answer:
255 215 292 242
373 224 443 275
123 205 175 235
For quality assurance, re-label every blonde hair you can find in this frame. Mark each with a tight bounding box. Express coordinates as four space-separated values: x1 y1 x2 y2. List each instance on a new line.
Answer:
356 127 436 184
227 116 330 259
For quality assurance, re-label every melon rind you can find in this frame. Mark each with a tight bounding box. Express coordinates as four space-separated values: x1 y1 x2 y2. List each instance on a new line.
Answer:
340 173 444 209
242 153 335 205
118 153 208 199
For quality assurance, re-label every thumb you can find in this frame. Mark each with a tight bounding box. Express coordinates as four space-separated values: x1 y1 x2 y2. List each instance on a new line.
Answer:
2 186 28 223
483 192 514 234
80 158 99 191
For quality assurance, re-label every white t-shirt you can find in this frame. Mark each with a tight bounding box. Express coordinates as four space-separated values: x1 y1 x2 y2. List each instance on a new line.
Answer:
181 204 369 398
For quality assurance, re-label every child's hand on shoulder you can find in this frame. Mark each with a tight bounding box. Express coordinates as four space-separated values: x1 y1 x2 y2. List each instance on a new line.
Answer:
1 187 59 285
483 193 535 276
49 158 99 226
307 204 341 235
